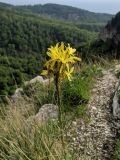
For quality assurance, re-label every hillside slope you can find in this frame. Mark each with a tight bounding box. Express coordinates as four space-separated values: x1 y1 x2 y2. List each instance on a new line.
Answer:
0 2 113 24
0 2 113 33
0 7 96 97
16 3 113 23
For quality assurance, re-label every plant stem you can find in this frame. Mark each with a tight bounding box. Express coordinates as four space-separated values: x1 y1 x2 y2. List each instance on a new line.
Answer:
55 74 65 152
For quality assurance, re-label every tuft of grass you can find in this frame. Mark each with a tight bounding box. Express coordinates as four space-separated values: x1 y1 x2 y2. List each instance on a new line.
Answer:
74 104 88 118
0 100 74 160
62 64 102 112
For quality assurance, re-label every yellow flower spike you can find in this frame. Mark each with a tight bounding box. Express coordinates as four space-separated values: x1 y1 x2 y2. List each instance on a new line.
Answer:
64 64 74 81
41 42 81 81
41 42 81 148
65 70 73 81
60 64 64 74
67 44 76 55
70 67 74 74
60 42 65 51
73 56 81 62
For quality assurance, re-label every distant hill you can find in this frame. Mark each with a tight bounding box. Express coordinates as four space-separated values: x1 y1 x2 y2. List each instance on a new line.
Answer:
0 2 113 33
0 2 12 8
16 3 113 24
0 2 113 24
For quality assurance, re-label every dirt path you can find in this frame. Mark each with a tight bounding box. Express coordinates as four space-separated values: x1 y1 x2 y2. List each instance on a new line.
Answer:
68 67 120 160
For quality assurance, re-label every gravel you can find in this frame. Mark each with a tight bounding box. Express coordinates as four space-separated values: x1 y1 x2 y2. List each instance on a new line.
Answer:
67 67 120 160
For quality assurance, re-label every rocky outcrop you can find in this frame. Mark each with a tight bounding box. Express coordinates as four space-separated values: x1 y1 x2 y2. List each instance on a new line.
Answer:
113 86 120 118
100 12 120 56
100 28 117 42
113 64 120 125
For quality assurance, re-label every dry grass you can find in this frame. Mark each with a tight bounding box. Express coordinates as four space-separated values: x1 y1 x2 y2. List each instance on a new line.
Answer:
0 98 67 160
0 63 108 160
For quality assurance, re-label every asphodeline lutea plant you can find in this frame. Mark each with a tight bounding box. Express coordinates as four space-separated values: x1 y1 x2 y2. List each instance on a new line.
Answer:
41 42 81 81
41 42 81 150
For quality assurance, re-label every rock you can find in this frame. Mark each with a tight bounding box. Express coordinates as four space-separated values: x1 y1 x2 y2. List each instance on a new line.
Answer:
25 76 53 86
43 79 52 85
35 104 58 124
11 88 23 101
72 121 77 126
29 76 44 84
113 85 120 119
114 64 120 78
24 104 58 135
115 64 120 71
26 104 58 127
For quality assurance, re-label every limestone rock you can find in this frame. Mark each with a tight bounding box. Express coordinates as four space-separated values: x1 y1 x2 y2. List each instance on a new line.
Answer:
26 104 58 127
29 76 44 84
113 86 120 119
11 88 23 101
35 104 58 124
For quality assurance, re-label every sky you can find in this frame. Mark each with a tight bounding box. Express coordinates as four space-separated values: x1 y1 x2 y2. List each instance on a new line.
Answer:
0 0 120 14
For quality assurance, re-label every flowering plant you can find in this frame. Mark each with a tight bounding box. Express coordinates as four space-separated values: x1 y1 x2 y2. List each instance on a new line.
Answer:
41 42 81 150
41 42 81 81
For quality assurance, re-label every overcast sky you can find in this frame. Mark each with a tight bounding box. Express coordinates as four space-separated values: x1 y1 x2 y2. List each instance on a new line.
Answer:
0 0 120 14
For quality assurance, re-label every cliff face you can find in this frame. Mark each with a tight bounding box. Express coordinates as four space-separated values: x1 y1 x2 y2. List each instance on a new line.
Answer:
100 12 120 56
100 27 117 42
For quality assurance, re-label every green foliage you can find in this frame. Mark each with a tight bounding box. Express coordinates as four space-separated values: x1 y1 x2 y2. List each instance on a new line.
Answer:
62 75 90 108
74 104 88 118
62 64 102 112
0 7 97 97
76 23 106 32
22 65 102 113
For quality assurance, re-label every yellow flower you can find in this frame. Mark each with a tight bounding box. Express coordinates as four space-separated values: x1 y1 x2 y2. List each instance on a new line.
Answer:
41 70 48 76
67 44 76 55
65 64 74 81
41 42 81 81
